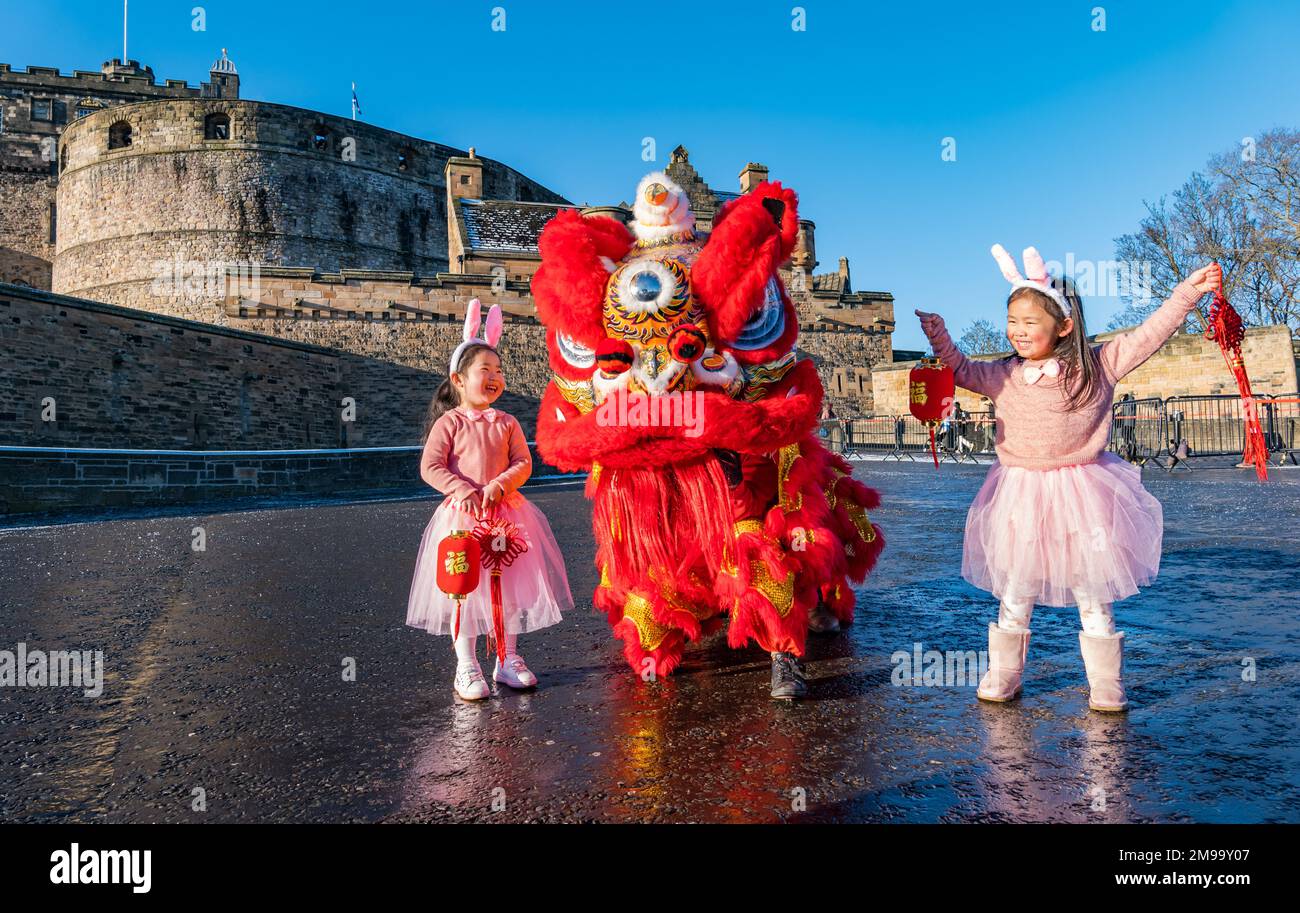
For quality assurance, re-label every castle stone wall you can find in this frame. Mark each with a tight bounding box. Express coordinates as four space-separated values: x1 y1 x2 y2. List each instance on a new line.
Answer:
797 327 892 414
0 283 541 453
0 170 55 288
221 269 895 408
50 98 567 320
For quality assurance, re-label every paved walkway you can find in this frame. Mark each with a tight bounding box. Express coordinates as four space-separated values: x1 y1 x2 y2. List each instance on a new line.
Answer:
1 464 1296 822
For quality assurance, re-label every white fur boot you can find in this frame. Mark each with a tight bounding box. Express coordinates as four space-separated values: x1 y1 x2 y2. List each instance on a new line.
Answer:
977 622 1031 703
1079 631 1129 712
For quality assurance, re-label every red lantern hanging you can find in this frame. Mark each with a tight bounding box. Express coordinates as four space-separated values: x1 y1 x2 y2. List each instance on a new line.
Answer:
435 530 481 640
471 513 530 663
909 356 956 468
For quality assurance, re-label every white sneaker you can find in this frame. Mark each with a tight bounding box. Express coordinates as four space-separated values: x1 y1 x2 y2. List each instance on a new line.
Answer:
493 653 538 689
453 663 490 701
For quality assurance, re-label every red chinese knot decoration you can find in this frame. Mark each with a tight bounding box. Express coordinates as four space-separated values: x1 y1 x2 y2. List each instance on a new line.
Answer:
1204 289 1268 481
472 514 530 662
909 356 956 468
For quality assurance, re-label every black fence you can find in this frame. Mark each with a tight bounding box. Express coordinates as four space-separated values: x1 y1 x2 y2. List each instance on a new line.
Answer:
820 392 1300 470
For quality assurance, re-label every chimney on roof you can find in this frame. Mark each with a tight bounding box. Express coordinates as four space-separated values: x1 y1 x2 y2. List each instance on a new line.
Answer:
739 162 769 193
838 256 851 294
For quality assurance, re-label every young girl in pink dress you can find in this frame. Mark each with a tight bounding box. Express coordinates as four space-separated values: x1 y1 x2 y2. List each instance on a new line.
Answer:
917 247 1222 712
406 299 574 701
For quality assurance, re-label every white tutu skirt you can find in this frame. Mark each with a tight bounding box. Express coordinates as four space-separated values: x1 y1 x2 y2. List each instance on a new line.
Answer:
962 452 1163 607
406 492 573 638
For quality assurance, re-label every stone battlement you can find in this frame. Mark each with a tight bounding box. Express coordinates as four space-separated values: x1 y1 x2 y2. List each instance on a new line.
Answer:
0 60 207 94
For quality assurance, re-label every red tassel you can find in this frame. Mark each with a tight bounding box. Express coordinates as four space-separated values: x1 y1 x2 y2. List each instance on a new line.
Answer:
489 570 506 663
471 510 530 665
1205 290 1268 481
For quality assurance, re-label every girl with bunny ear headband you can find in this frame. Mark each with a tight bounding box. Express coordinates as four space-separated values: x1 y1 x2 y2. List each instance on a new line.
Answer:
408 297 575 701
422 298 506 439
448 297 504 377
916 247 1222 715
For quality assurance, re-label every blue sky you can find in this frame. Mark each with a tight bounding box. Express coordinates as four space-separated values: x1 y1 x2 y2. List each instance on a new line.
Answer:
5 1 1298 349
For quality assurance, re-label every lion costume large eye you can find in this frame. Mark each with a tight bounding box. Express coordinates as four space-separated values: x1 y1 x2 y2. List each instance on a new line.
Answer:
608 258 690 323
729 278 787 351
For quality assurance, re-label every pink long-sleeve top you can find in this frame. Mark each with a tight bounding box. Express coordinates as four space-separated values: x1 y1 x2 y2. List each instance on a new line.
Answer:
923 282 1205 470
420 406 532 502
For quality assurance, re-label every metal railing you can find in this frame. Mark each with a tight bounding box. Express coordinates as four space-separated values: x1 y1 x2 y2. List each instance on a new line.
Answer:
821 410 997 463
822 392 1300 470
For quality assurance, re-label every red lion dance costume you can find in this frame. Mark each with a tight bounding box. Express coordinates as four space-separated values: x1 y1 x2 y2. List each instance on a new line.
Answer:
533 171 884 692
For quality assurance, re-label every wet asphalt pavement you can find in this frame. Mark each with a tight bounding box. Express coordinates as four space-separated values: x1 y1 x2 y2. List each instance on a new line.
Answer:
1 461 1298 823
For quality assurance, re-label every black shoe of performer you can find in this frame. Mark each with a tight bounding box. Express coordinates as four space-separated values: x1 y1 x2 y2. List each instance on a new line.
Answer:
807 595 842 634
770 651 808 700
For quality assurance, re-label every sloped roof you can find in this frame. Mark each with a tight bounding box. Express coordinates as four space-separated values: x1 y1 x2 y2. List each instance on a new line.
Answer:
459 199 572 254
812 272 846 293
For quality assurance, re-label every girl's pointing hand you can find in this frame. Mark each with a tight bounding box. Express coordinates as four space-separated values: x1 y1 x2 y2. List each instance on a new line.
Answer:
915 309 946 337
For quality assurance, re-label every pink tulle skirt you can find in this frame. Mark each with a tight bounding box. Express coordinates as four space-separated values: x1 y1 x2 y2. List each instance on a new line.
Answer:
962 453 1163 607
406 491 573 638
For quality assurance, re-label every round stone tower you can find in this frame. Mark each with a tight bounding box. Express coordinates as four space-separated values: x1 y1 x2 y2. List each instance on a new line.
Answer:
52 95 565 322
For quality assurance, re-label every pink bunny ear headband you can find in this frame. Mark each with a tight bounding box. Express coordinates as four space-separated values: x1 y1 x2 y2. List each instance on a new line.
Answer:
990 244 1071 316
448 298 503 376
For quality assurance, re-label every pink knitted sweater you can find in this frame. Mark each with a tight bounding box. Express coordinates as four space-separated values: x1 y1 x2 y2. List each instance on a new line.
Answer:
420 406 532 501
924 281 1205 470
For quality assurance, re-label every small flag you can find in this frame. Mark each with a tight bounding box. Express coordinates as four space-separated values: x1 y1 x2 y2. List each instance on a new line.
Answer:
351 82 361 120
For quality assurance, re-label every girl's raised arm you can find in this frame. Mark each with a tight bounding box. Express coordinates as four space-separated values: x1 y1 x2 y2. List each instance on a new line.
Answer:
915 310 1005 398
1100 264 1220 383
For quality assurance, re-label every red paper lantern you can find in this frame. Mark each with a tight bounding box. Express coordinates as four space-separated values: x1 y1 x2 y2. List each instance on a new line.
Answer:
436 530 481 639
909 356 956 468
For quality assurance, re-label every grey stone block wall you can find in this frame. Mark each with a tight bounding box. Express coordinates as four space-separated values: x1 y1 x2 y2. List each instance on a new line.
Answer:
0 442 569 518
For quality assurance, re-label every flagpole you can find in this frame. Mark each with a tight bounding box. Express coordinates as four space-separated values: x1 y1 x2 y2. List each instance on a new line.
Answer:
123 0 128 61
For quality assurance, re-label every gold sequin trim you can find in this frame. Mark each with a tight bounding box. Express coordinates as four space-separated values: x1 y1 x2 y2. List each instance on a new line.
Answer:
844 501 877 544
622 591 674 652
722 519 765 575
777 443 803 513
747 559 795 618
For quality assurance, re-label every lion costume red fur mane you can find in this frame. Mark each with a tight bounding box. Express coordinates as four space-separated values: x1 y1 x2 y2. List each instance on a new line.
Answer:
533 171 884 676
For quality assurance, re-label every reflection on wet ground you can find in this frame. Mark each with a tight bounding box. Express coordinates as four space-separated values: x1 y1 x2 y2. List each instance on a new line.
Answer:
1 464 1296 822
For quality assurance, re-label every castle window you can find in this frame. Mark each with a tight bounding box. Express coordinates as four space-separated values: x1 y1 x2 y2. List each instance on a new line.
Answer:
311 126 331 152
108 121 132 150
397 147 413 173
59 143 68 174
32 98 53 121
204 112 231 140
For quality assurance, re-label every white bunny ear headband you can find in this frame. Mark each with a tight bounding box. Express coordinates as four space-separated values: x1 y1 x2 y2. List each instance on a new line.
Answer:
990 244 1070 316
448 298 503 376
